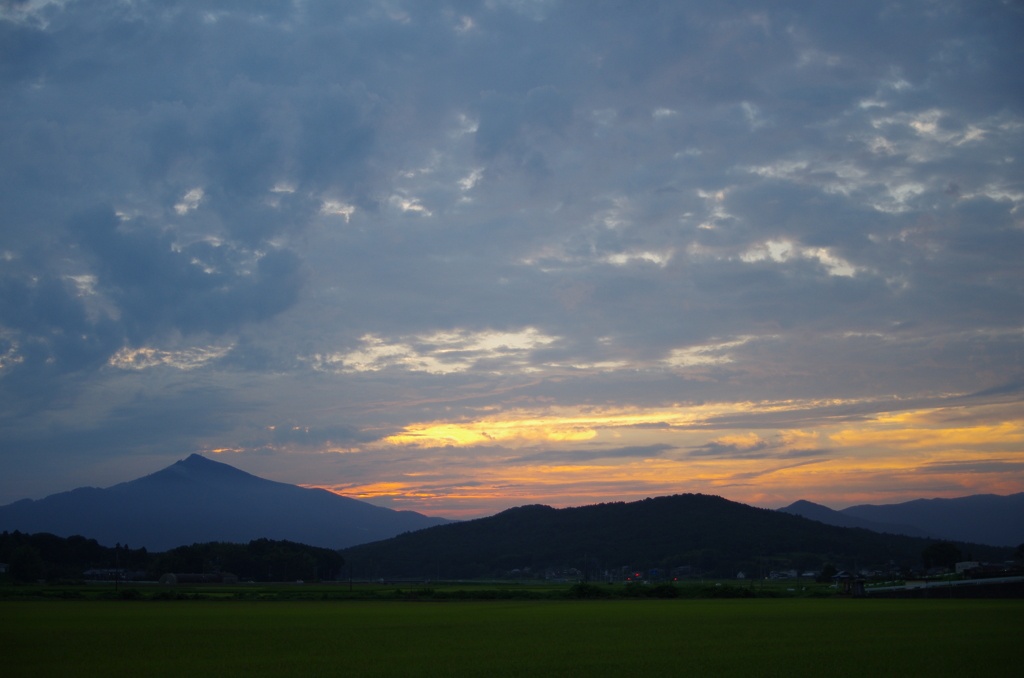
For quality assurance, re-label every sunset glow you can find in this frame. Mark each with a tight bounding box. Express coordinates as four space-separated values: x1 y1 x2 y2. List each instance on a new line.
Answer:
1 0 1021 519
287 399 1024 518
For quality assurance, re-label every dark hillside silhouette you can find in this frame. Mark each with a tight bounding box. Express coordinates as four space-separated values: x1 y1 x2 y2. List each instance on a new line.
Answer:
840 493 1024 547
0 454 450 550
0 530 342 582
341 494 1012 579
778 500 929 537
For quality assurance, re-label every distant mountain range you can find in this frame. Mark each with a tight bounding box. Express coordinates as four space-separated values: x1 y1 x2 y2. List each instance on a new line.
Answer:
778 494 1024 547
3 454 1019 569
0 454 451 551
340 494 1015 580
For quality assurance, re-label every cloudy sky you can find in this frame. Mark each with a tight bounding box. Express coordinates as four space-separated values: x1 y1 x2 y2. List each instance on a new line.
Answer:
1 0 1022 518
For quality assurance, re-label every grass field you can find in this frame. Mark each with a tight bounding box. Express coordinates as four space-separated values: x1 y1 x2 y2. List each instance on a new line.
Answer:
2 598 1021 677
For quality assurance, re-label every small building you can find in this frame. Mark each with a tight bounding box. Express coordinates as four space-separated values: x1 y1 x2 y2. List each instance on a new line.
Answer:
769 570 799 580
955 561 980 574
832 571 865 596
82 568 147 581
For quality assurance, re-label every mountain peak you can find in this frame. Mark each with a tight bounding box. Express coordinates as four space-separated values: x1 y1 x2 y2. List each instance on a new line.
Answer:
0 454 451 550
780 499 829 511
175 453 244 473
117 452 268 490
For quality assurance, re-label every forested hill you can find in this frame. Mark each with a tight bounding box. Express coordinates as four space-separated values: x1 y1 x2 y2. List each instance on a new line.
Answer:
0 530 342 583
340 494 1013 579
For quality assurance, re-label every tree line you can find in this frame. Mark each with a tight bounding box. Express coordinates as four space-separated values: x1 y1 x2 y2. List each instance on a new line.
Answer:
0 531 343 583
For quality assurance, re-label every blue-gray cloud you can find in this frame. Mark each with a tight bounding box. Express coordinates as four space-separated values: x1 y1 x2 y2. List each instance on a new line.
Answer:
510 444 675 465
0 0 1022 505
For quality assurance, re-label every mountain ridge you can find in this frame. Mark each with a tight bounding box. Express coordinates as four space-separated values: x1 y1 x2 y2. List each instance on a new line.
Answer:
0 454 451 551
778 493 1024 547
777 500 931 538
340 493 1014 580
840 493 1024 547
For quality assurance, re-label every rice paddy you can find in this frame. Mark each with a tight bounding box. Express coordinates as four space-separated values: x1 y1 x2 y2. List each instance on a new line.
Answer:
2 596 1020 677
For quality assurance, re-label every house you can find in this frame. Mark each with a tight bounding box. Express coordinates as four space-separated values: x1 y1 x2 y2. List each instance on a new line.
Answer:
82 568 147 581
769 569 800 580
960 562 1016 578
832 571 866 596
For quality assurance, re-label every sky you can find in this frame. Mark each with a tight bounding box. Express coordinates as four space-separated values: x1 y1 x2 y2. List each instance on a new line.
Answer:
0 0 1022 519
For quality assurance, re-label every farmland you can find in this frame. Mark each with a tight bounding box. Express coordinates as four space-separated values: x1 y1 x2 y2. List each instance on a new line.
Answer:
2 595 1020 677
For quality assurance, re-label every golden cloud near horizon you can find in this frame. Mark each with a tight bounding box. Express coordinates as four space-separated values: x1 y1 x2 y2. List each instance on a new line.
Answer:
302 399 1024 518
380 400 806 447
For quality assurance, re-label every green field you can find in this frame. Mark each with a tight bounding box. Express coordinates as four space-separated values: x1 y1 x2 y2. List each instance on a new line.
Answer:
3 598 1021 677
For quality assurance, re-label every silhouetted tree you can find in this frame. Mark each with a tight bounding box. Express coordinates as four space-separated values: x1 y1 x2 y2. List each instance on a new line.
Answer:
10 545 44 582
921 543 961 570
817 564 838 583
149 538 342 581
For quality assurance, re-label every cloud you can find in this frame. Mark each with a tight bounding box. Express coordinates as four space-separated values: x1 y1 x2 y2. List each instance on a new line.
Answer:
738 240 860 277
307 328 559 375
108 345 232 371
688 431 827 460
174 188 204 215
664 337 758 369
0 202 304 413
265 423 383 448
919 459 1024 475
1 0 1022 512
689 434 775 459
510 443 676 465
75 206 303 335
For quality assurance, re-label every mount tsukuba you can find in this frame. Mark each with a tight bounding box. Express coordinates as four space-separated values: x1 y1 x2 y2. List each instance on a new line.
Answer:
0 454 451 551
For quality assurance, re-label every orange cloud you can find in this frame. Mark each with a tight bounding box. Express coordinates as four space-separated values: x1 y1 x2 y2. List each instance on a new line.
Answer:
298 400 1024 517
830 419 1024 450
